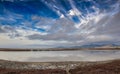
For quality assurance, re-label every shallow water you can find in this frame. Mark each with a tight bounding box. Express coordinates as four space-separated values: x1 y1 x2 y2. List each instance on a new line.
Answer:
0 50 120 62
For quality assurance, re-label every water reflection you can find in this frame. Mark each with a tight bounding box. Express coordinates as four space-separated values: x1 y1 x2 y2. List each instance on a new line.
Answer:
0 50 120 62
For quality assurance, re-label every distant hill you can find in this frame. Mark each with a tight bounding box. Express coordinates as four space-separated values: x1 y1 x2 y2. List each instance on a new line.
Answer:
56 42 120 48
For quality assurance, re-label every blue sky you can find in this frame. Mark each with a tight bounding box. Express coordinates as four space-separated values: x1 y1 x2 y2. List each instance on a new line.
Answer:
0 0 120 48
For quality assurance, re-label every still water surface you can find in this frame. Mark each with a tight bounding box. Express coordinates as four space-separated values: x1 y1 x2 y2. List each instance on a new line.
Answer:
0 50 120 62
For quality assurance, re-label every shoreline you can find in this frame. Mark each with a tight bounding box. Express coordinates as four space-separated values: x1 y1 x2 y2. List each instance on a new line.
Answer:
0 48 119 51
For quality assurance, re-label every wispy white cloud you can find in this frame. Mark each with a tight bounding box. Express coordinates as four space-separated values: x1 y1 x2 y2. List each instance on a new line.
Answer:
0 0 120 48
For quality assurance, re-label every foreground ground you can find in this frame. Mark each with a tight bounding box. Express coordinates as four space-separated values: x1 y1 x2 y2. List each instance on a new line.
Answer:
0 60 120 74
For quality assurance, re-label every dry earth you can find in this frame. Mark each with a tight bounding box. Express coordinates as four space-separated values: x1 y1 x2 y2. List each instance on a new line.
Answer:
0 59 120 74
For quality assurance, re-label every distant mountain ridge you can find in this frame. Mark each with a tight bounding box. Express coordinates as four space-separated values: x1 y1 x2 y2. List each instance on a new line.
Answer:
57 42 120 48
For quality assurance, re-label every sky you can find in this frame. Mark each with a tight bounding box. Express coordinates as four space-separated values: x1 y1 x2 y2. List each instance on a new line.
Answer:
0 0 120 48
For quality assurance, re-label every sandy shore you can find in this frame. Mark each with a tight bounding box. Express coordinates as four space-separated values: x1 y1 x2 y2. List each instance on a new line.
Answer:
0 59 120 74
